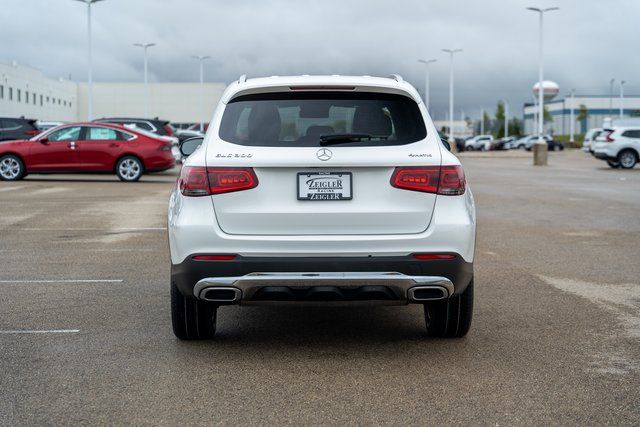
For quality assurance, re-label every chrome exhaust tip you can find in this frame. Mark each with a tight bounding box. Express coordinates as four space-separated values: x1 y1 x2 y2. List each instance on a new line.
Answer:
407 286 449 301
199 287 242 303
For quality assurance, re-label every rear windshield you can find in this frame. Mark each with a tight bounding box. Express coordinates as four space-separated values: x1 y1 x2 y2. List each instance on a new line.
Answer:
219 92 426 147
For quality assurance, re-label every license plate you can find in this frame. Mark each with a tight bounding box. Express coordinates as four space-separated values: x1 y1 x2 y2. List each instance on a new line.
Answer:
297 172 352 201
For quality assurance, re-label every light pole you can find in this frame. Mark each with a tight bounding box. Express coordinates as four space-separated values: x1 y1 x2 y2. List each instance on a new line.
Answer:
619 80 625 119
133 43 155 117
480 108 485 135
192 55 210 132
527 6 558 166
442 48 462 147
609 78 615 118
73 0 104 121
417 59 437 111
569 89 575 144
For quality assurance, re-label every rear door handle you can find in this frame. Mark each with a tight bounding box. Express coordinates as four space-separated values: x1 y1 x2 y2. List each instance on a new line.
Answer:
109 143 120 148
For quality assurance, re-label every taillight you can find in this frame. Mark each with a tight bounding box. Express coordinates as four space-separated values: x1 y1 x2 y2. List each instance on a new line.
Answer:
25 129 39 136
159 143 172 151
604 131 615 143
179 166 258 197
391 165 465 196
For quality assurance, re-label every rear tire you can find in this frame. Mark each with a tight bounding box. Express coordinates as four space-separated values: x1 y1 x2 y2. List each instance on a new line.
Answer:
0 154 26 181
423 280 473 338
618 149 638 169
171 281 218 340
116 155 144 182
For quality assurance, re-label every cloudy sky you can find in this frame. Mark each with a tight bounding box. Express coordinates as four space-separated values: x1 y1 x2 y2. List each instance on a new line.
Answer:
5 0 639 118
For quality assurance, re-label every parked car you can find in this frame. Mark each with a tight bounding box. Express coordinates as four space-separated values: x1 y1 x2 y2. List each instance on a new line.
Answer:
0 117 40 141
464 135 493 151
593 126 640 169
36 121 65 132
583 128 603 154
169 75 476 340
498 136 518 150
187 122 209 132
524 135 564 151
0 122 175 182
175 128 204 143
94 117 176 137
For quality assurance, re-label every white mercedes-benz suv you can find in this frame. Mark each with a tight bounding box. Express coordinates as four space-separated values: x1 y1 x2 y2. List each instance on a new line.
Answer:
168 75 476 340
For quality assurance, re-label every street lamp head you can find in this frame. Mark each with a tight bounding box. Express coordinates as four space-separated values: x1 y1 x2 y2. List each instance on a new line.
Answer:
192 55 211 61
134 43 156 48
418 59 437 65
73 0 105 4
442 49 463 54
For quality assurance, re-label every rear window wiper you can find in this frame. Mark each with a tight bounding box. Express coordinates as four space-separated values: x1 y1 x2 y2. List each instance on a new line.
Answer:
319 133 388 146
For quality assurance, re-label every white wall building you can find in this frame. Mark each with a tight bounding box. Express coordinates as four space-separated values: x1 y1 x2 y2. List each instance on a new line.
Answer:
0 61 226 123
523 95 640 135
0 61 77 121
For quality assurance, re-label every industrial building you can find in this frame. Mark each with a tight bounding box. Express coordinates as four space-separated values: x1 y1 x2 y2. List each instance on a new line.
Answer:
523 95 640 136
0 61 225 123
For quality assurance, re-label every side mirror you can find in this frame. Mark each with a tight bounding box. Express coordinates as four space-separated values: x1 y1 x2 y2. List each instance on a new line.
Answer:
39 137 49 144
179 137 204 158
440 137 451 151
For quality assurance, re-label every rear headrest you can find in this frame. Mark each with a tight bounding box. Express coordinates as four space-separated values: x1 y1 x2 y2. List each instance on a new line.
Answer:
352 105 392 136
248 104 281 141
305 125 335 137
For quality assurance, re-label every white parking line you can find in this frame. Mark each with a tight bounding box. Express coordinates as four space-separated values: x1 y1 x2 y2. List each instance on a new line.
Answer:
0 186 21 193
0 329 80 334
0 279 123 284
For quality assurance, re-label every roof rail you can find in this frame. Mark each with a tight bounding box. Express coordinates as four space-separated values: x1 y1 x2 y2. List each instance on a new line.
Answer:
237 74 247 84
388 74 404 83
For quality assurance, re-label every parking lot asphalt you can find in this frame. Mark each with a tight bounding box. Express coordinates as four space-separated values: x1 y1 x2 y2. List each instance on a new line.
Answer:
1 150 639 425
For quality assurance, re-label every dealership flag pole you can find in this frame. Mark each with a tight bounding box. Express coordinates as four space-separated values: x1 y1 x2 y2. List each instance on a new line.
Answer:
134 43 155 117
73 0 104 121
619 80 625 119
192 55 211 133
504 101 509 139
569 89 575 144
442 49 462 147
417 59 437 111
527 6 558 166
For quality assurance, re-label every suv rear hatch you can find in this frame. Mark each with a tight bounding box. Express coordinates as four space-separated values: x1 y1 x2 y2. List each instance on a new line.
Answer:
207 90 440 236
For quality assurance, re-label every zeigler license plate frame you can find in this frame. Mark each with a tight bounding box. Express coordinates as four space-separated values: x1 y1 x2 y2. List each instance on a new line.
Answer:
297 172 353 201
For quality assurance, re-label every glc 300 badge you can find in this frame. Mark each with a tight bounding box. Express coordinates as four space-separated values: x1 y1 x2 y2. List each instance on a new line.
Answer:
316 148 332 161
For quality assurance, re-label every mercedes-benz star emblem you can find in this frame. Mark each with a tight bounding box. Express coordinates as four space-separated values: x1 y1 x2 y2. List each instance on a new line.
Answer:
316 148 332 161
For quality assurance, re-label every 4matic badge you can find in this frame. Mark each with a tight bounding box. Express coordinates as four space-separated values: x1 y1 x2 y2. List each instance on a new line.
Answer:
215 153 253 158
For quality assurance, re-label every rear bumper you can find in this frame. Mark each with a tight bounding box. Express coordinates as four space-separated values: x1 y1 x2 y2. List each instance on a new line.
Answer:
171 254 473 305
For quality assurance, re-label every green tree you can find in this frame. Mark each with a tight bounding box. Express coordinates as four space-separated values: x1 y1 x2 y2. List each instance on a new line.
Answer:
576 104 588 122
543 106 553 123
494 101 506 138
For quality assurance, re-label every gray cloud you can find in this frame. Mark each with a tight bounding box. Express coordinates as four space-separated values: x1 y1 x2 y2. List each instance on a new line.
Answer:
4 0 638 118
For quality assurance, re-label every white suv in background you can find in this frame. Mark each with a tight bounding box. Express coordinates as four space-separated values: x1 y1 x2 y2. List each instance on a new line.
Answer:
593 126 640 168
583 127 603 153
464 135 493 151
168 75 476 340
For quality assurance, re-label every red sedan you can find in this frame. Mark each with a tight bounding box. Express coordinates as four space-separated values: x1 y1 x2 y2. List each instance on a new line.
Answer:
0 122 176 182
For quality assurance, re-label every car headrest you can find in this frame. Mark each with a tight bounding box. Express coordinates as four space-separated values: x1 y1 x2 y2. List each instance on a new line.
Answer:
352 106 392 137
248 104 281 141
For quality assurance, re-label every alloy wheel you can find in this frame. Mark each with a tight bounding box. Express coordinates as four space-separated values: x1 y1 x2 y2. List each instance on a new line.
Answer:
119 158 142 180
619 151 636 168
0 157 21 180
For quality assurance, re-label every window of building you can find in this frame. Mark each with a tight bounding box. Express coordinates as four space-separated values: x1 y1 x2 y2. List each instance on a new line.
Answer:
17 89 21 102
40 95 43 106
46 96 49 103
25 91 29 102
58 99 61 105
33 93 36 104
9 87 13 101
0 85 3 99
63 100 67 107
